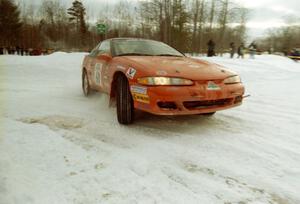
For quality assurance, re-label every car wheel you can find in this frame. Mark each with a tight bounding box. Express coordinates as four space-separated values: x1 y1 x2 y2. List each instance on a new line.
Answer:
116 75 134 124
82 70 91 97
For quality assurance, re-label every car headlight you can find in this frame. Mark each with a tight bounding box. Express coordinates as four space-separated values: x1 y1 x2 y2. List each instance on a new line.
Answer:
137 77 194 86
224 75 241 84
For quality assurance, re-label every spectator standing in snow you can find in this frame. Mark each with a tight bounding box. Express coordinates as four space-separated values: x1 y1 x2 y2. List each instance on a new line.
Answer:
207 39 216 57
0 47 3 55
248 41 257 59
230 42 235 58
6 46 11 54
24 47 29 56
20 47 24 56
16 45 20 55
237 43 245 59
2 47 7 54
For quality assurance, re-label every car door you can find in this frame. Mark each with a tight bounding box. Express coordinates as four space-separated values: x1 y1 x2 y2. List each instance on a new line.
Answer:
85 44 100 88
91 41 112 91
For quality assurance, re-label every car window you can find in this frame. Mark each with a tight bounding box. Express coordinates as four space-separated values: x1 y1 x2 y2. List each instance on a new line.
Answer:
112 39 184 57
89 43 101 57
98 41 110 54
89 41 110 57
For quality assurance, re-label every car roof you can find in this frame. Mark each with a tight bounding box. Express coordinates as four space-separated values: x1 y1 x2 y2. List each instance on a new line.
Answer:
99 38 158 45
109 38 157 42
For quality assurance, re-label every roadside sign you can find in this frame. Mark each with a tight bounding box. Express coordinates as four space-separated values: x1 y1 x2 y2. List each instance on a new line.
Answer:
96 24 107 34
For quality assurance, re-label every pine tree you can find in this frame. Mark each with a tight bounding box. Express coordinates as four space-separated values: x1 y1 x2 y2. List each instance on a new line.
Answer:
67 0 87 47
0 0 22 46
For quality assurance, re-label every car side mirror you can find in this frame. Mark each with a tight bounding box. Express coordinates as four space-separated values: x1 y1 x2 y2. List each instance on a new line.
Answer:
97 53 112 61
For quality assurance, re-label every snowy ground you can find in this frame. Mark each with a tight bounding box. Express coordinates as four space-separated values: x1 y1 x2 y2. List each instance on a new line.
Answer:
0 53 300 204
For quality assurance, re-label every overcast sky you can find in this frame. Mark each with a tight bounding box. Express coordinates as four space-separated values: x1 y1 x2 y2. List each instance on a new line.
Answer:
238 0 300 27
234 0 300 38
18 0 300 38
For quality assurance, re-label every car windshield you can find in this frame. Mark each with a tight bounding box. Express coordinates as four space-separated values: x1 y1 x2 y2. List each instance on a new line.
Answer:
112 39 184 57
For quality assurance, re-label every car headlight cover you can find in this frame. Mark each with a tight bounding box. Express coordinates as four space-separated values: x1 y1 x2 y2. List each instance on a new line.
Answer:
137 77 193 86
224 75 241 84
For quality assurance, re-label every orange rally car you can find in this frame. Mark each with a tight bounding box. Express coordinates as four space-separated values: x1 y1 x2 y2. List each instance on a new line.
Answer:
82 38 245 124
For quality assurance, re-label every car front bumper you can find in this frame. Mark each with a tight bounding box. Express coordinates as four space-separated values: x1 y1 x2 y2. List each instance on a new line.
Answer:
130 82 245 115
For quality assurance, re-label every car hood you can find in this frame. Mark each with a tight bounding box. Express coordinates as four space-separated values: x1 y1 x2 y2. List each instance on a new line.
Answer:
121 56 236 80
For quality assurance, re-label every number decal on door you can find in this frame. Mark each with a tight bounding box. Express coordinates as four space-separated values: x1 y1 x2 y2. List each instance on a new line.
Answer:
94 63 103 86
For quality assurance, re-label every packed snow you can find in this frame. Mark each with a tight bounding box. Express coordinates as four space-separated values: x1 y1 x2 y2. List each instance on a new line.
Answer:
0 53 299 204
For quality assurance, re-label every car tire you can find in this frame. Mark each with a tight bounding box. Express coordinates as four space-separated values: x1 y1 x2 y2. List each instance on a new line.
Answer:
82 70 91 97
116 74 134 124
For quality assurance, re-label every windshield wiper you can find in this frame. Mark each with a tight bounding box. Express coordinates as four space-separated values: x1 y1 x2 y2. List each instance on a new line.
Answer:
155 54 183 57
116 53 153 56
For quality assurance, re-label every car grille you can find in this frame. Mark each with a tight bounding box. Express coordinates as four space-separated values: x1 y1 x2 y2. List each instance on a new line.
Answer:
183 98 232 109
157 101 177 110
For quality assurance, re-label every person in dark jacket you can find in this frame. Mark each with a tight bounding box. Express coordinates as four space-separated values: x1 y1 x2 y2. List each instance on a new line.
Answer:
20 46 24 56
0 47 3 55
237 43 245 59
17 46 22 55
207 39 216 57
248 41 257 59
230 42 235 58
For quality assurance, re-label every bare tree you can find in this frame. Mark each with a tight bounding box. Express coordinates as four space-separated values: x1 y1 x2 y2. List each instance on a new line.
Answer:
196 0 206 53
113 0 134 37
12 0 250 53
217 0 229 54
208 0 215 34
37 0 71 49
191 0 200 54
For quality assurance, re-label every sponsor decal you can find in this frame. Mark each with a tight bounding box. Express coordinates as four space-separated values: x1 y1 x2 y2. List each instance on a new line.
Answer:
130 85 147 95
132 93 150 104
131 85 149 104
126 67 136 79
207 81 221 90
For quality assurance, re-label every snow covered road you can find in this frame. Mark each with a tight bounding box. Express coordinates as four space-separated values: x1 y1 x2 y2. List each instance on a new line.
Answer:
1 53 300 204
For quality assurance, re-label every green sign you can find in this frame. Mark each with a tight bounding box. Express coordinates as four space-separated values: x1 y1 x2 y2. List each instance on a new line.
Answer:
96 24 107 34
